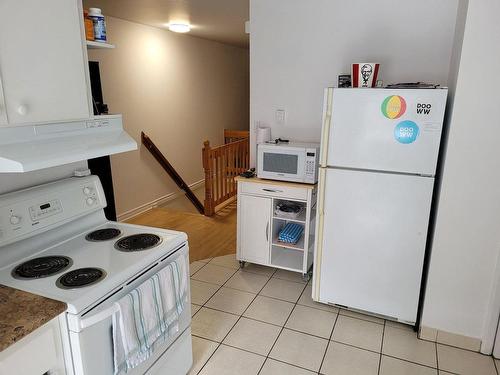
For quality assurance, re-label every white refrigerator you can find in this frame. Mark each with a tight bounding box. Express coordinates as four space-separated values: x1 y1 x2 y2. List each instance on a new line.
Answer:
312 87 448 324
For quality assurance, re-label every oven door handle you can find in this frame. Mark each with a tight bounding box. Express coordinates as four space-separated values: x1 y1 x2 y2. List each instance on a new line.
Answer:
79 304 119 330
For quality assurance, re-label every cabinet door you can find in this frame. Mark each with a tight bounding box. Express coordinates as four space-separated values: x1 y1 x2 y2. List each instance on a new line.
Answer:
0 317 66 375
0 0 90 125
238 194 271 264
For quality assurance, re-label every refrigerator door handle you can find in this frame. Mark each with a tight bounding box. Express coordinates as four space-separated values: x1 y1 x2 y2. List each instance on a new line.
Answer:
266 221 269 242
312 167 327 301
320 88 334 166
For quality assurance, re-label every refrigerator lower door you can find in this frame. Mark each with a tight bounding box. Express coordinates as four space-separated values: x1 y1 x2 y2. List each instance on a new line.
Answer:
317 168 434 323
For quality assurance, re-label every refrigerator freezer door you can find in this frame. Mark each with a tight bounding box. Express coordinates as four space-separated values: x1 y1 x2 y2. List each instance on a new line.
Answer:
323 88 447 176
317 168 434 323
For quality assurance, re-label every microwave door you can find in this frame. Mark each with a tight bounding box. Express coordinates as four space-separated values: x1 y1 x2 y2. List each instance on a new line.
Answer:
259 149 306 182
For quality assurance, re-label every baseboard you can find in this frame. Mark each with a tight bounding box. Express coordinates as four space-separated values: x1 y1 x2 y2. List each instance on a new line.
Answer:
117 179 205 222
419 325 481 352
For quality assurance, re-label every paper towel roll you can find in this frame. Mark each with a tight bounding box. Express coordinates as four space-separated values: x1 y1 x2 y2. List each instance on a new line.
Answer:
256 127 271 144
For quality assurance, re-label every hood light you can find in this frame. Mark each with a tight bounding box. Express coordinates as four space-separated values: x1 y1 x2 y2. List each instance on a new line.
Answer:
168 23 191 33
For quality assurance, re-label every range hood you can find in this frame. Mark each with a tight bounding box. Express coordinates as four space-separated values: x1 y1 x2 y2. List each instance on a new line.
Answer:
0 115 137 173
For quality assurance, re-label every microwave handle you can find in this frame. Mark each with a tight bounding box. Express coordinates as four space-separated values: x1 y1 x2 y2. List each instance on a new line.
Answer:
262 188 283 193
79 304 119 330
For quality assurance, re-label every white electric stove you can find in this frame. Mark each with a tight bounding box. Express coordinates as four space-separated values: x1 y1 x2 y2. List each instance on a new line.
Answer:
0 175 193 375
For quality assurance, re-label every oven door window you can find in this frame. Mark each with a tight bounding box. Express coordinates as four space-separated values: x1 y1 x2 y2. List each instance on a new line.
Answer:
263 153 299 174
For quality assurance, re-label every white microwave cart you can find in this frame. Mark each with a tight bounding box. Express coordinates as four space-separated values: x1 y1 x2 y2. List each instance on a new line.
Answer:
236 177 317 280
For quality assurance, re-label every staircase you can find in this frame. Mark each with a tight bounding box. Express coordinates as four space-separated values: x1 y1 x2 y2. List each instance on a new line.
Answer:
142 129 249 217
202 129 249 216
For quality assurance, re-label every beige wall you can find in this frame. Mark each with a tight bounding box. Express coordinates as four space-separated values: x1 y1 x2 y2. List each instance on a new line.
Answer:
88 17 249 217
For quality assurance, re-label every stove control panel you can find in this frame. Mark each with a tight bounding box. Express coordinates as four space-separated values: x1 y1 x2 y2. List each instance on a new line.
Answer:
82 184 98 207
29 199 63 222
0 175 107 247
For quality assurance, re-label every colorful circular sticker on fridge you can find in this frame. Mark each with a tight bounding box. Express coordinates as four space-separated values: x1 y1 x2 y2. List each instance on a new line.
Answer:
394 121 419 144
381 95 407 119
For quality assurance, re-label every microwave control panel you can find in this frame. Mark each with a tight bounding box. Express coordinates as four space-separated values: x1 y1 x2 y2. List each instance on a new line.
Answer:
305 149 319 181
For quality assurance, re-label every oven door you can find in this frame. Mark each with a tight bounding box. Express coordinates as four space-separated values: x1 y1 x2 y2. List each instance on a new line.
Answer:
257 146 306 183
66 244 192 375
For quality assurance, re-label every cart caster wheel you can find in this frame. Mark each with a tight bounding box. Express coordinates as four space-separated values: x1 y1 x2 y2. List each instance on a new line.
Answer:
239 261 246 269
302 273 311 282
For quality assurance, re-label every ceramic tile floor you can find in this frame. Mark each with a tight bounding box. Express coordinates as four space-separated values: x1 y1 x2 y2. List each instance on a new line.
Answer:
189 254 499 375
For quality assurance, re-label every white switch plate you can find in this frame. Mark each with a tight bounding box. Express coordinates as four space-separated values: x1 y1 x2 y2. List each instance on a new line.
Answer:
276 109 286 125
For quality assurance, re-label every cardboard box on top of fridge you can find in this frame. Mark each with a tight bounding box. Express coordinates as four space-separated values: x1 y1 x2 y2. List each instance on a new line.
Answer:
352 63 380 87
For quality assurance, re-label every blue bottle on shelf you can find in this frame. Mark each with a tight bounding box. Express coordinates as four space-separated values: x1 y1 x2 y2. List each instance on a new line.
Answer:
88 8 107 42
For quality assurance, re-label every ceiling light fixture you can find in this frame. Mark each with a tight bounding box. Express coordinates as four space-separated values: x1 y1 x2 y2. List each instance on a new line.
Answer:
168 23 191 33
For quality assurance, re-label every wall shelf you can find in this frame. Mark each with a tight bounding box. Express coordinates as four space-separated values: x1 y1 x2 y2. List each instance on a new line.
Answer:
86 40 115 49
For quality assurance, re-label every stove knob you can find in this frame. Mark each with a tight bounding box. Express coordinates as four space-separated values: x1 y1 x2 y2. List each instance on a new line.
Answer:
83 187 91 195
86 197 96 206
10 215 21 225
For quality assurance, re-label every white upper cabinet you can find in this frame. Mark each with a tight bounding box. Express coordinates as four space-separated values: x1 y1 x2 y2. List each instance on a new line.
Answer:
0 0 91 125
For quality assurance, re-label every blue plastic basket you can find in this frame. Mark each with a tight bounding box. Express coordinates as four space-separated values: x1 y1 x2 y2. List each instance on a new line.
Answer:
278 222 304 244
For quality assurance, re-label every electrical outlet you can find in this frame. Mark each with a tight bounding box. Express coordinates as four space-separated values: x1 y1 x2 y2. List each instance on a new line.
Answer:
276 109 286 125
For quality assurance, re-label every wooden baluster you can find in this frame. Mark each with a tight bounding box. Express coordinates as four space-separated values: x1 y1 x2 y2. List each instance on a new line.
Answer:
213 148 217 210
203 140 214 216
233 143 237 193
213 148 217 206
215 148 220 205
228 145 232 197
223 146 227 200
222 147 225 202
230 144 234 195
218 148 222 203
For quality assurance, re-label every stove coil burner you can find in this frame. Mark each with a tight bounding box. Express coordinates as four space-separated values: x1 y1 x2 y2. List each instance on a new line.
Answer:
115 233 162 252
85 228 122 242
56 268 106 289
12 256 73 279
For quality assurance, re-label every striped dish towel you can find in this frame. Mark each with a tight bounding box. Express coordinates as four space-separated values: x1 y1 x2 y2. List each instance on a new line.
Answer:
278 222 304 244
112 254 188 375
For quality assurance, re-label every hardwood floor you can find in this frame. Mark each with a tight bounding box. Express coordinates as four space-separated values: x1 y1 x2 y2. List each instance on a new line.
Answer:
126 203 237 262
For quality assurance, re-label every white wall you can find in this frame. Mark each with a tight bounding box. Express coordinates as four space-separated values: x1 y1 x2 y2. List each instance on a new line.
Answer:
423 0 500 341
249 0 459 166
89 17 249 218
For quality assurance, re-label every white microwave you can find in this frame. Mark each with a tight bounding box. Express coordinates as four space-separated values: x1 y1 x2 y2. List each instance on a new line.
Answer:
257 142 320 184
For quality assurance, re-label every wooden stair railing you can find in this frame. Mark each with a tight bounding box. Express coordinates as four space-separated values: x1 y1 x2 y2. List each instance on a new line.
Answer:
224 129 249 144
141 131 205 214
203 136 249 216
